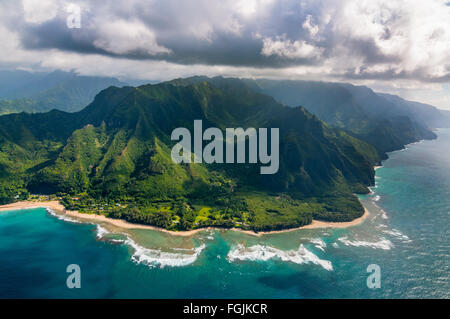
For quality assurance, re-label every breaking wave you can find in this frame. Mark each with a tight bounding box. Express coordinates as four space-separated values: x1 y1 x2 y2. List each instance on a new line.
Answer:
46 208 81 224
338 236 393 250
197 230 215 241
125 237 205 268
46 208 205 268
227 244 333 271
95 224 110 239
371 201 388 219
310 238 326 251
381 228 412 243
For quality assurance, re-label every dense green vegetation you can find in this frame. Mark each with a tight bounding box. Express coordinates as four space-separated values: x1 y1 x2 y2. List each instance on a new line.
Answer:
0 79 380 231
0 99 38 115
187 77 439 160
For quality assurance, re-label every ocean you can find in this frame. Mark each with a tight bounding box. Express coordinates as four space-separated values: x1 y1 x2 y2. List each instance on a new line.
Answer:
1 129 449 298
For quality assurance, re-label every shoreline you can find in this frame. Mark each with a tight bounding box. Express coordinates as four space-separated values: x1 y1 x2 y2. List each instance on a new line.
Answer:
0 200 370 237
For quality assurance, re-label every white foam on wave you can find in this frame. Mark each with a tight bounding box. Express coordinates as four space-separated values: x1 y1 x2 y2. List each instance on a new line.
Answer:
46 208 81 224
381 228 411 243
373 195 381 202
47 208 112 240
310 238 326 251
95 224 110 239
338 236 393 250
109 238 126 244
125 236 205 268
371 202 388 219
227 244 333 271
46 207 206 267
197 230 215 241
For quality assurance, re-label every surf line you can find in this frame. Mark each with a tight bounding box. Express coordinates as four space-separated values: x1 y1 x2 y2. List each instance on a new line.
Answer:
171 119 279 174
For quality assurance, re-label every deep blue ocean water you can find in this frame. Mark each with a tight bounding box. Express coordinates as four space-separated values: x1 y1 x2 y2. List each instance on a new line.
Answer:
1 129 449 298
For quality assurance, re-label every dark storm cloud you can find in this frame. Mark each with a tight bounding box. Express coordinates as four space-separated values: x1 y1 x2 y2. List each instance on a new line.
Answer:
21 19 101 55
1 0 450 83
11 0 326 67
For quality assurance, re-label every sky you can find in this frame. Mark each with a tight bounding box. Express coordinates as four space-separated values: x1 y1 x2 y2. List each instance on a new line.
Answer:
1 0 449 109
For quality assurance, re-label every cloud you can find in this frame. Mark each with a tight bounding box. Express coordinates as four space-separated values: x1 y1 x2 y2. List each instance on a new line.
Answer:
302 15 319 38
327 0 450 81
92 20 171 56
0 0 449 108
261 35 324 60
22 0 58 24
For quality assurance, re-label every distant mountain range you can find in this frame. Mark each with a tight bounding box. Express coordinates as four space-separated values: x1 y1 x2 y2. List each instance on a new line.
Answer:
0 74 447 232
0 70 126 114
249 79 450 154
195 77 448 159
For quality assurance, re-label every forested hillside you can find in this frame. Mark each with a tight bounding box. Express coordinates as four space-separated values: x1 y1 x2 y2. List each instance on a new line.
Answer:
0 80 380 231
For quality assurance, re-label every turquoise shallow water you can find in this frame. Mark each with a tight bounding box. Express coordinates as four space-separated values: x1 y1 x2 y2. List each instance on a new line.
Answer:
0 129 449 298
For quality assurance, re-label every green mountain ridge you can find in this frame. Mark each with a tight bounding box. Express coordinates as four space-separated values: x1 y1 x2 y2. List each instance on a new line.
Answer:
0 70 126 115
170 77 439 160
241 78 440 158
0 80 379 231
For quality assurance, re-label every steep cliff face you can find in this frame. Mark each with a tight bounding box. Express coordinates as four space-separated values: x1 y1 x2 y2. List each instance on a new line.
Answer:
0 79 381 229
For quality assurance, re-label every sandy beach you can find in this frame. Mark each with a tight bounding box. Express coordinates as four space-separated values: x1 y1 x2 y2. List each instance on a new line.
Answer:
0 199 370 237
0 164 378 236
0 200 205 237
0 200 66 212
240 207 370 237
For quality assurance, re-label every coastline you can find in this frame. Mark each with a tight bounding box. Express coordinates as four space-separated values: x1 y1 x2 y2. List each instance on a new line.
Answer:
0 199 370 237
0 200 66 212
252 207 370 235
